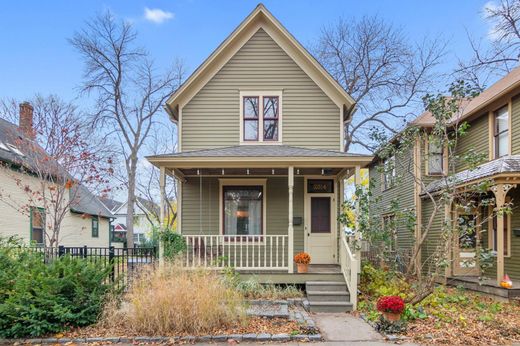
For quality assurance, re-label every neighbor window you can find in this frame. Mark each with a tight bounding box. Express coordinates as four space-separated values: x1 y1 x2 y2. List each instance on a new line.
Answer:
382 214 397 251
494 106 509 158
223 186 263 236
92 216 99 238
428 139 444 175
242 94 281 142
383 156 396 190
491 213 510 256
30 207 45 245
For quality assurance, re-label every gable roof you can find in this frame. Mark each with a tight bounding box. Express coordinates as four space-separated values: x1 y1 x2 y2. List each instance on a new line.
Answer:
99 196 124 213
412 66 520 128
165 3 356 121
0 118 113 219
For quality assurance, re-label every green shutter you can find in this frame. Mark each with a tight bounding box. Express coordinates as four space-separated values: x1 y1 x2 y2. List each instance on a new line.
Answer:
92 216 99 238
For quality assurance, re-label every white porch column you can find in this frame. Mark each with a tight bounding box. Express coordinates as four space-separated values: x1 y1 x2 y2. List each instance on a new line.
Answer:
159 166 166 267
288 166 294 273
490 183 514 284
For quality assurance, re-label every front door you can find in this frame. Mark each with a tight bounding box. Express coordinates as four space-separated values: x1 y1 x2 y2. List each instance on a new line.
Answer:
453 210 480 276
305 184 336 264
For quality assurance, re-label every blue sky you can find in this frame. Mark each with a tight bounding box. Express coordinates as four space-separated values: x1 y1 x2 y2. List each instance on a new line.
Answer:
0 0 492 105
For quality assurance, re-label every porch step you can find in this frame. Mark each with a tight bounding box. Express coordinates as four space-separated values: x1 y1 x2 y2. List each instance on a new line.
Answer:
305 280 352 313
305 281 347 292
307 301 353 313
307 290 350 302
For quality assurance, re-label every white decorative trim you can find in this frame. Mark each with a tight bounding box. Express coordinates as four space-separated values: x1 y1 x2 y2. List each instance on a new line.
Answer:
239 90 283 145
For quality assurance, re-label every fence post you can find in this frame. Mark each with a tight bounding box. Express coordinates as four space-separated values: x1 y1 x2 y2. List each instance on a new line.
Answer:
109 246 115 282
83 245 88 259
58 245 65 257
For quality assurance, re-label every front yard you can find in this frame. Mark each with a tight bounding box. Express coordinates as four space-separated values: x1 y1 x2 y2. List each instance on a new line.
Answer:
358 263 520 345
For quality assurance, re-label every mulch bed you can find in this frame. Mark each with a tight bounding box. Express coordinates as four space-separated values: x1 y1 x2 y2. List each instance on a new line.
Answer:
61 317 306 339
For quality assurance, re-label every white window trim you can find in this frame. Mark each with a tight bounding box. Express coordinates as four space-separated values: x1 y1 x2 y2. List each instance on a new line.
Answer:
239 90 283 145
218 178 267 239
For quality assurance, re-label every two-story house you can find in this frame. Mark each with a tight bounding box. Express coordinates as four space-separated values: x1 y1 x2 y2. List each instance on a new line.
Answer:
368 68 520 298
147 4 372 311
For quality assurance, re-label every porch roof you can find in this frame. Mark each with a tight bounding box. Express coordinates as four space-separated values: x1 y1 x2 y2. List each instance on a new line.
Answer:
147 145 373 170
423 155 520 194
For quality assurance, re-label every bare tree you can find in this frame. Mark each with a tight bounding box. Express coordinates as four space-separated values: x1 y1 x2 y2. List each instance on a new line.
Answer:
314 15 445 152
0 95 112 247
70 12 184 247
458 0 520 89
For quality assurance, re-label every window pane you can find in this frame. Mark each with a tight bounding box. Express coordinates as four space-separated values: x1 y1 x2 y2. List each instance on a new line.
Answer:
263 119 278 140
311 197 331 233
495 107 509 133
263 97 278 119
243 97 259 118
32 208 44 228
244 120 258 140
498 132 508 157
224 187 262 236
32 228 44 244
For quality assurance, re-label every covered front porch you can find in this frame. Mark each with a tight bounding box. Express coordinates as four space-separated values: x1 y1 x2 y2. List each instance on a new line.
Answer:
148 146 370 282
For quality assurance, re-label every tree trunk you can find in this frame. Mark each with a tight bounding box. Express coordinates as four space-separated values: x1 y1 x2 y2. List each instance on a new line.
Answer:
125 156 138 249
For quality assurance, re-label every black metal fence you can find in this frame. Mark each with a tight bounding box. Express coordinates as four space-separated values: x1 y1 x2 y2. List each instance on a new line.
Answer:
25 246 157 289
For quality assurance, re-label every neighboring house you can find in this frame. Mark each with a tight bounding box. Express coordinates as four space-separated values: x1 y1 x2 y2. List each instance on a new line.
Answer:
147 5 372 311
368 67 520 297
100 196 159 245
0 103 113 247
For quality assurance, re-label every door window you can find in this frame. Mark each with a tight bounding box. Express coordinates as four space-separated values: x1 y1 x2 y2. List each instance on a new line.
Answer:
311 197 331 233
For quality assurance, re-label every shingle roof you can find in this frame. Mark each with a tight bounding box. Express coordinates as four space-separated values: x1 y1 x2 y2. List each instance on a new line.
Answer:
0 118 113 219
424 156 520 194
150 145 367 158
99 197 124 213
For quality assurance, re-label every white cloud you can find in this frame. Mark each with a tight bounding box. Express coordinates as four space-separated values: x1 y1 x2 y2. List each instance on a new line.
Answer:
143 7 174 24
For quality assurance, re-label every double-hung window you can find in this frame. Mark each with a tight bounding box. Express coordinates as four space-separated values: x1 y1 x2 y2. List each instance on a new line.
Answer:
383 156 396 190
30 207 45 245
428 139 444 175
494 106 509 158
223 185 263 237
241 92 281 143
92 216 99 238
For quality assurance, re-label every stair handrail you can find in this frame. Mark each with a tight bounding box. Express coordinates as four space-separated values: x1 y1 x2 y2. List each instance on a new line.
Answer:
340 235 359 310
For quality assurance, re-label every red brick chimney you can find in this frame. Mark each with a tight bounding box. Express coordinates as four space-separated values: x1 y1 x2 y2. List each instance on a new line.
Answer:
19 102 34 139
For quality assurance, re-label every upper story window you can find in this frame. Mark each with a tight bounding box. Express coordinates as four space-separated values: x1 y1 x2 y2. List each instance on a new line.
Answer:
428 139 444 175
241 92 282 143
494 106 509 158
383 155 396 190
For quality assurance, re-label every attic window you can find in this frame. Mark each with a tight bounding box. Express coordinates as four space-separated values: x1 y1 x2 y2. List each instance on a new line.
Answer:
240 91 282 144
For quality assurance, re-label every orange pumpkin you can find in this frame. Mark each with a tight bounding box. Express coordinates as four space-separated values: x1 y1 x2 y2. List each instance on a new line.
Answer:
500 274 513 289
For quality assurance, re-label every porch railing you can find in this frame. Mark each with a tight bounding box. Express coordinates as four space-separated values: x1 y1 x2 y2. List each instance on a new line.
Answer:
182 235 288 270
339 235 359 310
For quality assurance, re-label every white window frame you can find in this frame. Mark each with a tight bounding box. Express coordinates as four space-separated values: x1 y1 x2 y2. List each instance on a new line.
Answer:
239 90 283 145
493 105 510 159
383 155 396 190
218 178 267 240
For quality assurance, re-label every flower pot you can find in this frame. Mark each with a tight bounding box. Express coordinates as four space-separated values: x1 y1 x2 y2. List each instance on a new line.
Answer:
382 311 402 322
296 263 309 273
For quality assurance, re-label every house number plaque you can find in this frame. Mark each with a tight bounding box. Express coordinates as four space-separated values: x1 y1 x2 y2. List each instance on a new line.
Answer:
307 179 334 193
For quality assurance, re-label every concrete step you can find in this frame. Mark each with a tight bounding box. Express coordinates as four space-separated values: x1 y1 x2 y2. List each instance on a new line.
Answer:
307 290 350 302
308 301 354 313
306 281 348 292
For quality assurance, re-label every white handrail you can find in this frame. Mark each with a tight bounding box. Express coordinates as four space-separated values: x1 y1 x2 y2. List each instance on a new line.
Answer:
340 235 359 310
182 235 288 271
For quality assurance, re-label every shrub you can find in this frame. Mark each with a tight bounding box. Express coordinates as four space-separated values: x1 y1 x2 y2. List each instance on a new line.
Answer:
0 238 113 338
376 296 405 314
160 229 187 259
101 261 245 335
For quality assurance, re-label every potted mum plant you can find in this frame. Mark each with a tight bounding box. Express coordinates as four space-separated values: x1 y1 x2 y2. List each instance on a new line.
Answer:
376 296 405 322
294 252 311 273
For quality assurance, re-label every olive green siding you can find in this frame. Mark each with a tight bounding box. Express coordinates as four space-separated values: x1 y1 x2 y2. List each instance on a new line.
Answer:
181 176 305 259
181 29 341 151
419 198 445 274
511 95 520 155
368 148 416 252
454 114 489 172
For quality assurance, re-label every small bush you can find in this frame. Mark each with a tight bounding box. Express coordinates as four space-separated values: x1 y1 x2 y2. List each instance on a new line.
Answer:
0 237 113 338
160 229 187 259
101 261 245 335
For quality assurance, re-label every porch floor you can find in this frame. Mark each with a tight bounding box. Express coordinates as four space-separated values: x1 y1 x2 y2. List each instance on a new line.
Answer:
237 264 343 284
447 276 520 299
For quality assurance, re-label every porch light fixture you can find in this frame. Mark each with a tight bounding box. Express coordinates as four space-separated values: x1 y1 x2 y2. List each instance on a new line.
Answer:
197 169 200 175
222 169 225 175
272 169 275 175
296 169 300 175
247 169 250 175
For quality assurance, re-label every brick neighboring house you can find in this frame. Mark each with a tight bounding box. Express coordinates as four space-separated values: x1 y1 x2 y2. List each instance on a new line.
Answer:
0 103 113 247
